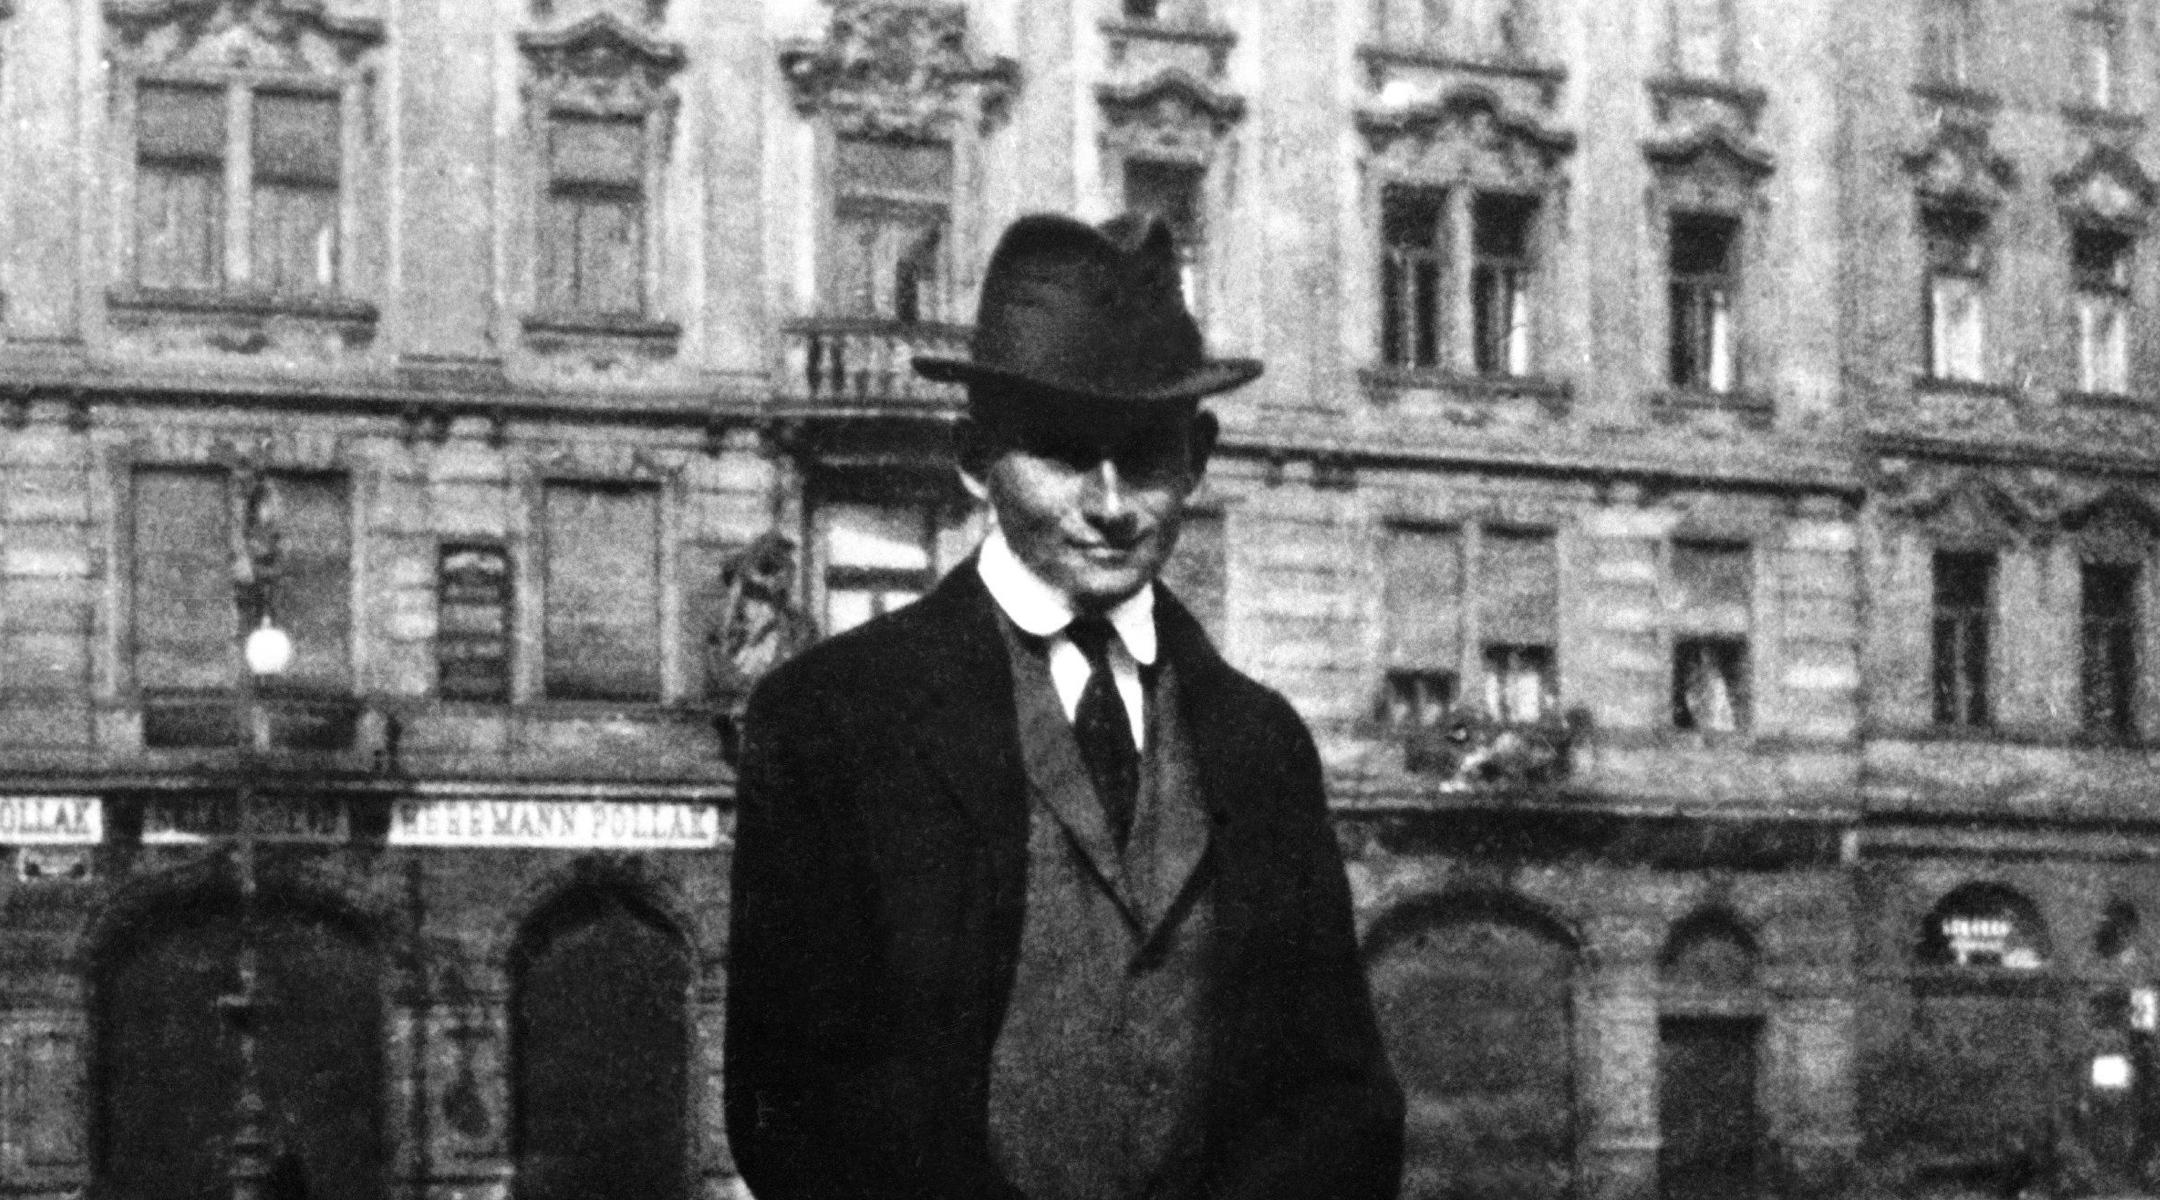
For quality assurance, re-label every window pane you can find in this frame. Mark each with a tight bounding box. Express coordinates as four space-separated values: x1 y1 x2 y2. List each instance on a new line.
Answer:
253 91 339 184
439 544 514 702
1669 214 1737 277
575 195 644 315
1383 524 1463 668
544 483 662 702
551 114 643 188
137 166 223 289
138 83 224 163
252 182 338 295
132 468 234 693
1932 551 1993 726
1483 644 1554 723
1673 637 1748 732
835 137 953 203
1479 528 1557 645
1672 540 1751 629
263 473 352 696
2083 563 2139 740
1125 159 1206 248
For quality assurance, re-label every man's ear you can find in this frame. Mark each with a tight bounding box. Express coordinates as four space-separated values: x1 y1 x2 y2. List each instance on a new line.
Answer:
953 415 993 501
1187 409 1220 480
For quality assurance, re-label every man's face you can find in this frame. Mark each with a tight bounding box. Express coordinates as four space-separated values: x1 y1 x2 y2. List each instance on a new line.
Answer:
960 397 1218 611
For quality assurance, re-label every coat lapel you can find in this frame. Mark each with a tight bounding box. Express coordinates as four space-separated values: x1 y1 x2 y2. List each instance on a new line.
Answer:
887 565 1030 857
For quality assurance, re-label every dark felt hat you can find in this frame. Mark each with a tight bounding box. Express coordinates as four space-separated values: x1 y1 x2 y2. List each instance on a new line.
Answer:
912 212 1263 404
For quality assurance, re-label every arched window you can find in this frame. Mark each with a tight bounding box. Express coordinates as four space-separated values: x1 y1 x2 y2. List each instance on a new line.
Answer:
1658 911 1763 1200
1367 895 1577 1200
512 886 694 1200
1917 881 2049 969
1661 909 1758 994
94 892 384 1200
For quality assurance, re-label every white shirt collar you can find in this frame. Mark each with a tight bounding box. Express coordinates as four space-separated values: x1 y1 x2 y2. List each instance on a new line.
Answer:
976 528 1158 665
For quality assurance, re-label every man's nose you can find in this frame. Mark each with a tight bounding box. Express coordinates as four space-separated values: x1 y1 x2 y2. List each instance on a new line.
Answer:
1082 459 1134 523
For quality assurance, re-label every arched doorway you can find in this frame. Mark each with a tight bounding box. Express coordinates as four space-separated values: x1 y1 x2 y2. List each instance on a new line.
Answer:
1366 894 1578 1200
94 890 384 1200
1658 910 1764 1200
511 885 694 1200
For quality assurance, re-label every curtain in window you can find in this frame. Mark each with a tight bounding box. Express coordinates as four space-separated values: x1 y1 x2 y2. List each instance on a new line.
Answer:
252 91 340 294
1929 274 1986 381
1676 641 1742 732
2079 295 2129 394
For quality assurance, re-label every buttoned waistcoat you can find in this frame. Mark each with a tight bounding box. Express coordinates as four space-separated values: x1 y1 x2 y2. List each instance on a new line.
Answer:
724 561 1403 1200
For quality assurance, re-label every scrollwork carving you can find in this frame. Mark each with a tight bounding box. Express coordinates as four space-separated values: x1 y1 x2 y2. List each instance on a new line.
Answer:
779 0 1020 140
518 12 685 115
1358 84 1575 189
2054 142 2157 231
106 0 383 70
1097 69 1245 158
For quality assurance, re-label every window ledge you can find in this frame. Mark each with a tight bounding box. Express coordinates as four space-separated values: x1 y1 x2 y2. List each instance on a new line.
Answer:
521 311 683 355
1360 366 1572 407
2062 387 2148 409
1908 82 2002 113
107 286 380 325
1650 386 1774 416
1646 74 1768 119
1911 373 2021 401
1097 17 1237 50
1354 43 1567 87
2062 102 2144 133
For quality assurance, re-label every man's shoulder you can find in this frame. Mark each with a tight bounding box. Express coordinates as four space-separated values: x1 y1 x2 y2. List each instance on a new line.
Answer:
746 568 998 726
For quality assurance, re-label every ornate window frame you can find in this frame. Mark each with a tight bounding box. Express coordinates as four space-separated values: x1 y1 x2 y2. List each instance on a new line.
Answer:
1641 126 1774 414
103 0 385 329
515 13 688 355
1096 70 1246 324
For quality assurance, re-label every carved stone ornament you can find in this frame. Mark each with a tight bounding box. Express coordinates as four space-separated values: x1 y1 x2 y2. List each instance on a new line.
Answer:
1902 122 2017 209
779 0 1021 140
2054 142 2158 230
1868 464 2131 543
106 0 383 69
1403 703 1580 791
1358 84 1576 189
1643 123 1774 212
1097 70 1246 157
519 13 686 113
530 0 665 27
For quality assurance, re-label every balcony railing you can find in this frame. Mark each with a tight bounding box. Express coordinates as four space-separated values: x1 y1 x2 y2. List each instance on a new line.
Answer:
781 317 971 407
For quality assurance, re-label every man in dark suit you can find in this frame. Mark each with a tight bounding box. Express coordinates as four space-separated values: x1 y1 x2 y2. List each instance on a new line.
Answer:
724 212 1403 1200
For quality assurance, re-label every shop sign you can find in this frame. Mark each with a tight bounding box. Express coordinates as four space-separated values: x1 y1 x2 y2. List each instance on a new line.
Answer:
389 799 722 849
0 796 102 844
142 797 349 844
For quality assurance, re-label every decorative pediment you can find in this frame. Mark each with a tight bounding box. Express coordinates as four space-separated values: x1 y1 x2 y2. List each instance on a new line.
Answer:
1643 124 1773 211
530 0 664 26
519 13 686 112
1358 85 1575 189
779 0 1021 140
1096 70 1244 158
107 0 383 70
2062 487 2160 560
1877 467 2046 542
2054 143 2157 230
1902 123 2017 209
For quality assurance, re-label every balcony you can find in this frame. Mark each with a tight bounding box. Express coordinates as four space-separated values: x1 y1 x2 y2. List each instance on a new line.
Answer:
780 317 970 411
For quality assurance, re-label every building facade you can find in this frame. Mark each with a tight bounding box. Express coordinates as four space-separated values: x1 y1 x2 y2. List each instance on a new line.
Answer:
0 0 2149 1198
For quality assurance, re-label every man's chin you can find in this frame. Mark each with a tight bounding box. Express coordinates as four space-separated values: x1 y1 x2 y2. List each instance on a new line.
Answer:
1057 561 1156 608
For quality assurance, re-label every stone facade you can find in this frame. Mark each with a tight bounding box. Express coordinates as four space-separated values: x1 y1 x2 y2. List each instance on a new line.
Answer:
0 0 2149 1198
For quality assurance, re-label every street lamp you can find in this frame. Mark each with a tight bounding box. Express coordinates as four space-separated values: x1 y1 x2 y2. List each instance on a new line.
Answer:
220 608 289 1200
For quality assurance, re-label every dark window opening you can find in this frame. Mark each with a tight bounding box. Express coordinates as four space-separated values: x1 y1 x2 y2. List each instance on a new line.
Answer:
1672 637 1748 731
1668 213 1738 391
1381 185 1444 369
833 137 954 324
1932 550 1994 727
539 113 645 317
1379 668 1457 729
1471 193 1536 376
1125 159 1206 304
439 544 514 703
2083 562 2140 741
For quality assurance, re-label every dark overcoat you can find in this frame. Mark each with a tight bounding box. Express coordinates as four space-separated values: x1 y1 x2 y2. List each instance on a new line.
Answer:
723 561 1405 1200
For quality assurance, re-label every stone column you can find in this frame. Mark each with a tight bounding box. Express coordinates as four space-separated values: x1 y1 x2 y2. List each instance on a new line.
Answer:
1579 912 1661 1200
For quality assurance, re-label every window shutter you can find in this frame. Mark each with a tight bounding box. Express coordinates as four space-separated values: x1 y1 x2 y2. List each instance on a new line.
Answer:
132 468 234 693
544 483 662 702
1671 540 1751 634
1383 524 1463 668
267 473 352 695
1479 529 1557 646
440 544 514 703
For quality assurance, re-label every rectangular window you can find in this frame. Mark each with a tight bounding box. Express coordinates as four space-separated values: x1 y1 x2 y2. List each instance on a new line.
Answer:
543 482 661 702
439 543 513 703
539 113 645 317
1479 529 1559 722
265 473 353 697
2075 226 2133 395
2082 562 2139 741
1381 185 1445 369
1924 206 1989 382
1471 193 1535 377
135 83 227 291
1921 0 1979 87
132 468 236 696
1125 158 1206 307
1381 523 1464 723
1673 637 1749 731
251 90 340 296
833 137 953 323
1668 213 1738 392
2076 9 2122 109
820 500 937 636
1932 550 1994 727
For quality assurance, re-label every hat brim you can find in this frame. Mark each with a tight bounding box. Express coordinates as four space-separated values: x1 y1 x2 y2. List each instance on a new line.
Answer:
912 355 1263 404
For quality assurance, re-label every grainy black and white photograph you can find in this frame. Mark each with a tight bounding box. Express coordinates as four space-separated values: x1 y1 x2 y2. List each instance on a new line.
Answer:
0 0 2151 1197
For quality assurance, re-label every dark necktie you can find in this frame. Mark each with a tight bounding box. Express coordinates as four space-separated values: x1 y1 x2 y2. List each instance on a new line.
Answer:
1067 616 1139 850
